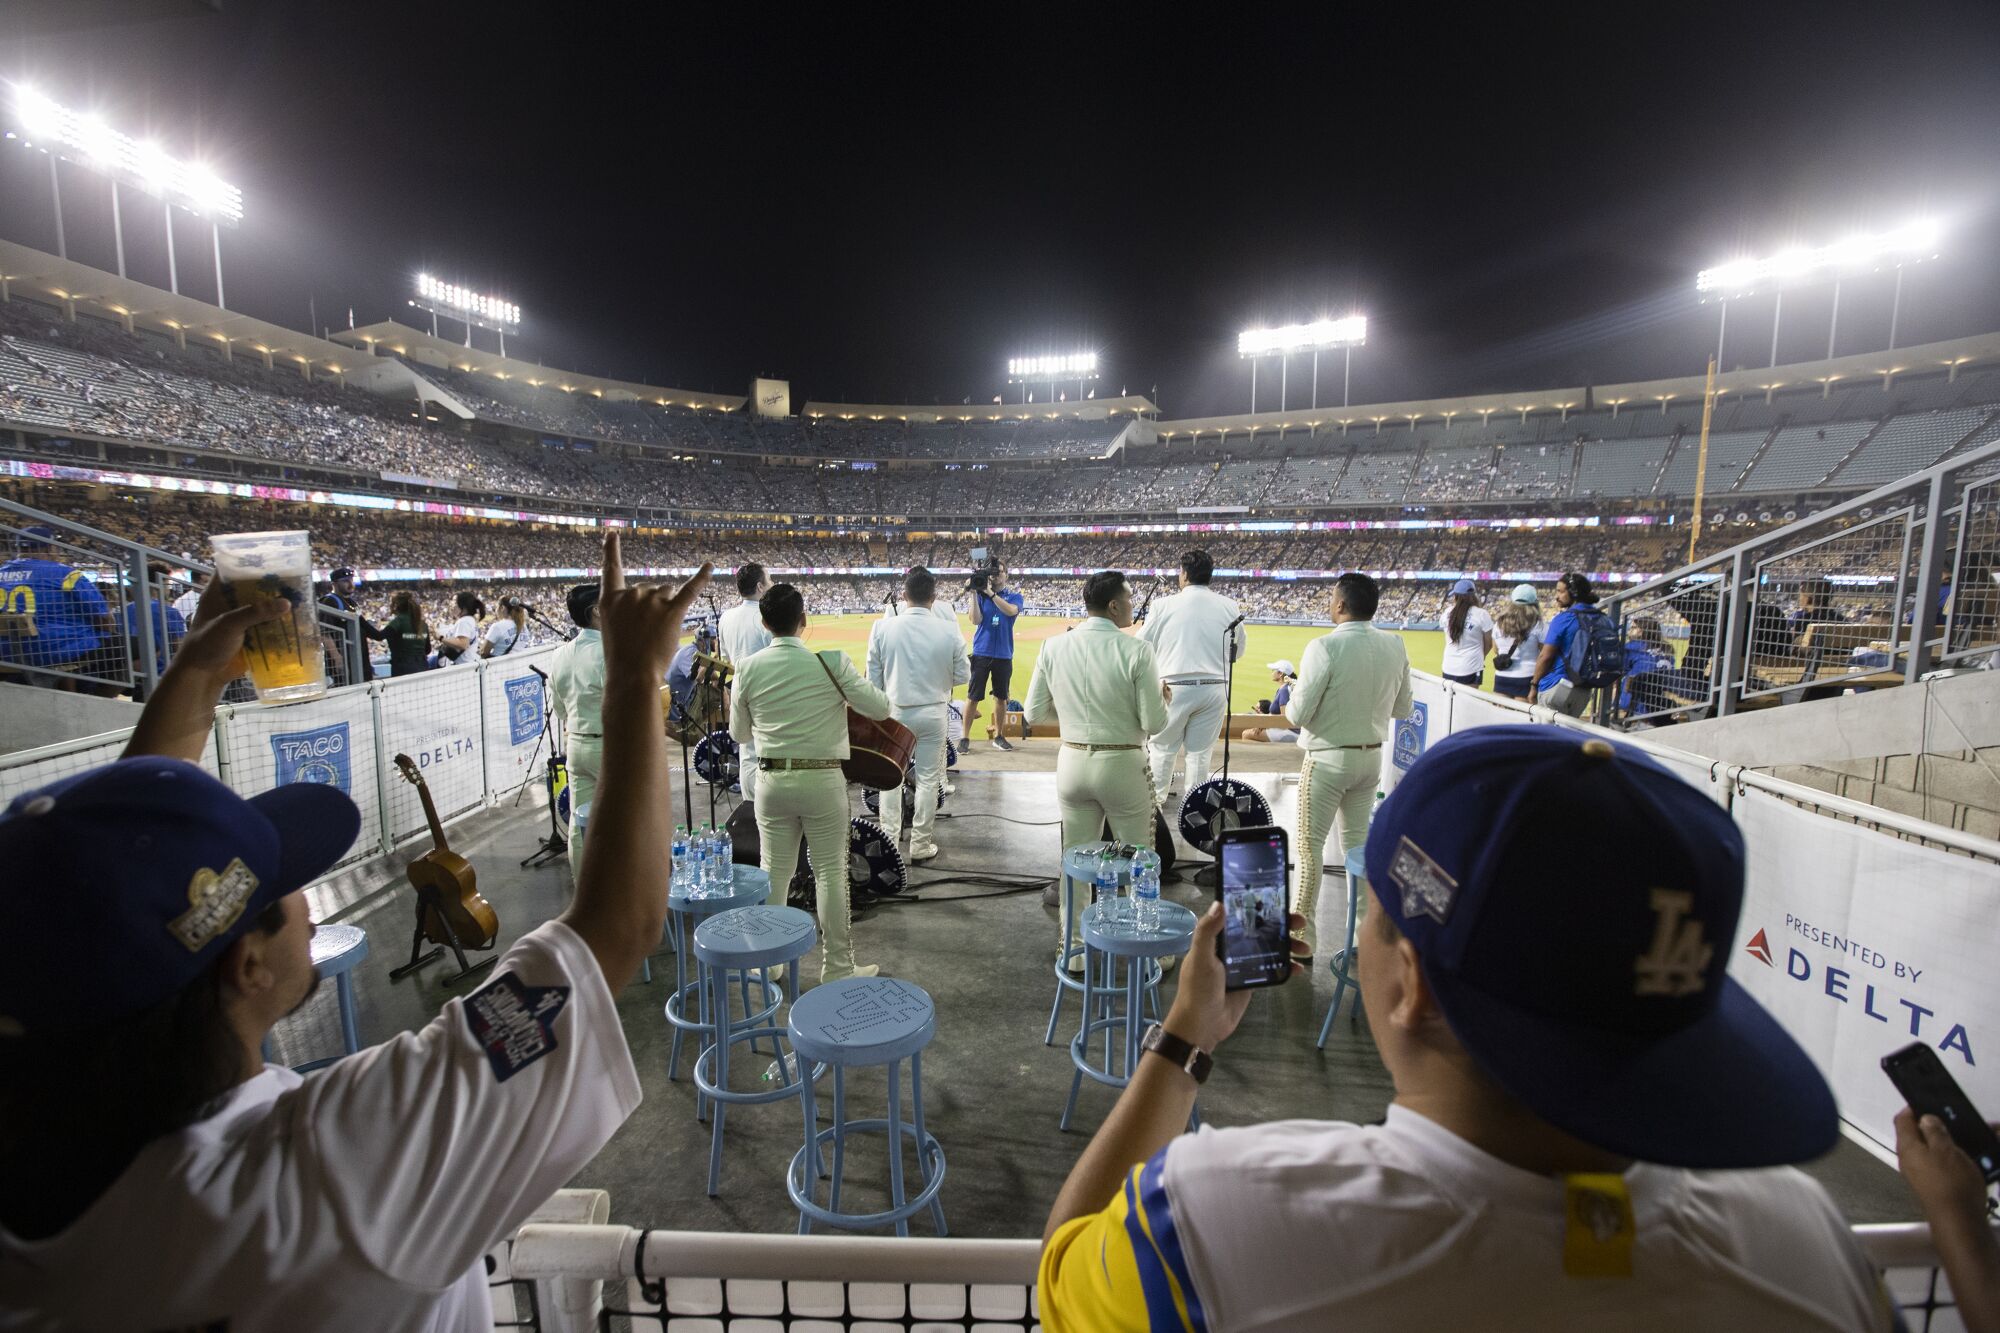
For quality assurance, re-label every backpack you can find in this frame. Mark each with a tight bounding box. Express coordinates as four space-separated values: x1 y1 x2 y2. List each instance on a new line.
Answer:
1562 605 1624 688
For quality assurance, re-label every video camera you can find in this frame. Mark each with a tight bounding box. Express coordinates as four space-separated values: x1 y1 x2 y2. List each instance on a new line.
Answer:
966 546 1002 595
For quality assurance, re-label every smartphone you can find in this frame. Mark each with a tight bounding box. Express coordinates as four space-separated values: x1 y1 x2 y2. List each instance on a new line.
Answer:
1216 825 1292 991
1881 1042 2000 1183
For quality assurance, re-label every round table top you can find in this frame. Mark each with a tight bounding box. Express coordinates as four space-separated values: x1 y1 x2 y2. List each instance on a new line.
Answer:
1061 840 1148 885
1081 900 1199 957
788 976 937 1066
310 923 369 974
691 904 817 969
671 862 772 915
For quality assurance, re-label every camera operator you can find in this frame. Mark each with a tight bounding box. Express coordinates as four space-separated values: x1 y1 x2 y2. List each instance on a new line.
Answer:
962 561 1023 752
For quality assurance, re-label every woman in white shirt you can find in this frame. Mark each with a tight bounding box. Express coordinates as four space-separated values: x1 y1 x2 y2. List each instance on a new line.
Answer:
479 599 527 657
1439 578 1493 686
434 591 484 667
1490 582 1543 700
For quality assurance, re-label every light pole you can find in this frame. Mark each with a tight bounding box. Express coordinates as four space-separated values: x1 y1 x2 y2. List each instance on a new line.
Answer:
1239 316 1367 417
412 275 522 356
1697 219 1943 365
1008 351 1099 412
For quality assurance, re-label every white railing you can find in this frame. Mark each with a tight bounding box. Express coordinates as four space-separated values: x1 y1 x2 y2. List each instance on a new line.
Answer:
486 1215 1984 1332
0 643 563 920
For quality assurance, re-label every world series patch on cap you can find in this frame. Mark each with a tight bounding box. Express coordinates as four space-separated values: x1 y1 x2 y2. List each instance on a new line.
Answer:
0 757 361 1037
1364 725 1838 1169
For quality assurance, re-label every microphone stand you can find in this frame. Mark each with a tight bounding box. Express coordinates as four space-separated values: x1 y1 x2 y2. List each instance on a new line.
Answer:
518 665 570 868
1192 614 1247 889
523 605 575 644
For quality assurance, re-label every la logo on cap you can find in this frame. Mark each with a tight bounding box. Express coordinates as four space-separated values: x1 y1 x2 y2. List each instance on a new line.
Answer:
1634 888 1713 998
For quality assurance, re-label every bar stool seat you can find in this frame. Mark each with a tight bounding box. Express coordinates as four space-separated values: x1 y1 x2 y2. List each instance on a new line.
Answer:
294 924 369 1074
787 977 947 1237
1063 900 1198 1132
663 864 773 1088
691 905 818 1197
1045 840 1155 1046
1316 848 1369 1047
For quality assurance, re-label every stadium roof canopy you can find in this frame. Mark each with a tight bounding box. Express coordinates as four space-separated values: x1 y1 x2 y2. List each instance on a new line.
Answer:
0 238 389 385
798 395 1158 425
1152 331 2000 440
335 321 747 413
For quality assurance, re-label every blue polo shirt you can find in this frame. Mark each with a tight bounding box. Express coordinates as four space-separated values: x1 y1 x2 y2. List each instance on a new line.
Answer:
971 589 1024 659
0 557 110 667
1538 608 1582 692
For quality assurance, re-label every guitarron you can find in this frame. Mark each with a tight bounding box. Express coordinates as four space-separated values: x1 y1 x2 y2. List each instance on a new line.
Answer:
393 753 500 950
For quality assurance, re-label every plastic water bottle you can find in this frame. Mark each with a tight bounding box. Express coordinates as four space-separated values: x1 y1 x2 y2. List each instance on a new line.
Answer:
671 825 691 896
715 825 733 888
705 827 728 893
1094 848 1120 923
1132 851 1161 933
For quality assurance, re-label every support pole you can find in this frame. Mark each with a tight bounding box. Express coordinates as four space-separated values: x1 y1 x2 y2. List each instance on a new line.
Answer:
1888 267 1905 350
1311 348 1319 409
1249 359 1257 415
211 222 225 310
111 181 126 278
1826 278 1841 360
1769 289 1783 368
49 156 66 260
163 199 179 294
1715 298 1728 369
1343 346 1353 407
1688 356 1717 565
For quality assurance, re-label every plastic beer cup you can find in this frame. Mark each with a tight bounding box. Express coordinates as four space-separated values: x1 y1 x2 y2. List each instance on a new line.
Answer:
209 530 327 703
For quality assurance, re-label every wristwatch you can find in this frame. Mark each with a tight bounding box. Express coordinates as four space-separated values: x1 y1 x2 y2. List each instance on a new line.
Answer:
1140 1023 1213 1085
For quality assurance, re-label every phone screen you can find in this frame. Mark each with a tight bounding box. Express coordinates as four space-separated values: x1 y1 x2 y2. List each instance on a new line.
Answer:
1882 1042 2000 1183
1219 826 1291 990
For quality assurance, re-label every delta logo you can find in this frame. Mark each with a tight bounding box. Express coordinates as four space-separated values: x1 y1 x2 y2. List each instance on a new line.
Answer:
1741 917 1976 1067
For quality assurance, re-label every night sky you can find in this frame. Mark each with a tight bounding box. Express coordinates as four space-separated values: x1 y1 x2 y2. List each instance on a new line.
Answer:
3 2 1999 418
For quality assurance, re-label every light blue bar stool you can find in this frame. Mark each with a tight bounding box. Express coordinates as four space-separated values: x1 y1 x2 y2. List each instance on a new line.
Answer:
1062 901 1199 1133
691 905 818 1197
787 977 947 1237
294 924 369 1074
663 864 773 1095
1316 848 1369 1047
1045 841 1155 1045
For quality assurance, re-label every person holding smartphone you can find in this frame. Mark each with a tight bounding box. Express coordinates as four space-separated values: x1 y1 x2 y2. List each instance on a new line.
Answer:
1894 1100 2000 1332
1040 727 1891 1332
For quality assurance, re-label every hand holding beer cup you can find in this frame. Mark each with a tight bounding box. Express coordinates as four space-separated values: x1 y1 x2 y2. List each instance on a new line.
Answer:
209 530 329 703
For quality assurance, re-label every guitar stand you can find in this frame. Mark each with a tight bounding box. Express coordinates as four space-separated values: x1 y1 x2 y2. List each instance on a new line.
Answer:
390 886 498 987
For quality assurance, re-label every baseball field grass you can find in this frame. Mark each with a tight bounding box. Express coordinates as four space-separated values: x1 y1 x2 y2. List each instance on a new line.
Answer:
786 613 1459 716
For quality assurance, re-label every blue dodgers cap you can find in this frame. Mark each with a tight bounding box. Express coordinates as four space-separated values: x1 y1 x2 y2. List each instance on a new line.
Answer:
0 758 360 1037
1365 726 1837 1168
1449 577 1476 596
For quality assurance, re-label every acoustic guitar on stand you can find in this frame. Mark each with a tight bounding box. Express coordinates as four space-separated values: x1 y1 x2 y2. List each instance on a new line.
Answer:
389 753 500 986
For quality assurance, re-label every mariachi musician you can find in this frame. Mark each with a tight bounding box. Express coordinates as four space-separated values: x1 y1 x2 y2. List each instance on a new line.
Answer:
730 583 892 983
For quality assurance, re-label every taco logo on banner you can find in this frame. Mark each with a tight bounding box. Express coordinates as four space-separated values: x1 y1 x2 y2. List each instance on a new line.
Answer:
1392 701 1428 771
505 675 544 746
269 722 352 793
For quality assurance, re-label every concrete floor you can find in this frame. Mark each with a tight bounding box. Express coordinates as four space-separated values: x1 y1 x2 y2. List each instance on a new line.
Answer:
271 739 1922 1238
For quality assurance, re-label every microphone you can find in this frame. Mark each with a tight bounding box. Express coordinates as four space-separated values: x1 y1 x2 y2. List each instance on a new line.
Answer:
529 664 549 681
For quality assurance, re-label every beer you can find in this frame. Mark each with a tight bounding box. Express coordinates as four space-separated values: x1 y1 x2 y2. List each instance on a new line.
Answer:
211 531 328 703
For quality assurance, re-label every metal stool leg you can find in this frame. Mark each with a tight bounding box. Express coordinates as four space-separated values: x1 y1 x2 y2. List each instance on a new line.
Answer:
887 1059 909 1238
706 962 732 1196
335 973 360 1055
829 1066 847 1215
911 1048 947 1235
667 914 688 1082
1061 945 1095 1132
795 1056 820 1236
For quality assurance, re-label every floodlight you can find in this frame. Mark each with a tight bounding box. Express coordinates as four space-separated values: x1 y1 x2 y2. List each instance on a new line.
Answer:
5 86 243 223
1696 220 1941 293
1007 351 1099 380
1237 316 1367 357
413 273 522 333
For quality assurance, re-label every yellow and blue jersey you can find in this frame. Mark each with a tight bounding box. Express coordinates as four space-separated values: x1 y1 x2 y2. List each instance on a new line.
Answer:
0 557 110 667
1039 1150 1208 1333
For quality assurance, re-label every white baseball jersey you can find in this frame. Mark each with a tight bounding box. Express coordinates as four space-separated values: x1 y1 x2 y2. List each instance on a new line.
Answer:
0 921 641 1332
718 598 774 668
1138 585 1246 681
866 608 970 709
1041 1104 1892 1332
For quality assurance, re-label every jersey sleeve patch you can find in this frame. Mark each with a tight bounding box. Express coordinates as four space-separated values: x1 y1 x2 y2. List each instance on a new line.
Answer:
463 971 570 1082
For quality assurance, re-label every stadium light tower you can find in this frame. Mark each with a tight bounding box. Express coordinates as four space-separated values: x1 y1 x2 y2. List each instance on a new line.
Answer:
1236 316 1367 413
410 274 523 355
4 84 244 305
1006 351 1099 405
1696 219 1942 367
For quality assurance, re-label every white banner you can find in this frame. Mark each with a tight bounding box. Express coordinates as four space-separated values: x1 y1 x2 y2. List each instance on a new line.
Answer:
378 669 485 845
220 686 381 871
482 647 559 797
1729 786 1999 1159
